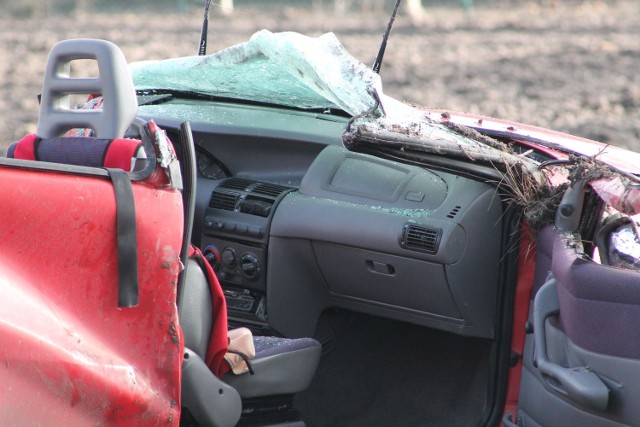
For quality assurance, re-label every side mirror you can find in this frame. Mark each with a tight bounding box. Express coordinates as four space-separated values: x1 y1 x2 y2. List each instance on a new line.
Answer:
596 215 640 270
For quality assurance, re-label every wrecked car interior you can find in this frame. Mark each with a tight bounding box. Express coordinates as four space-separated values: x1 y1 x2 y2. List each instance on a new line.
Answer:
132 31 516 425
2 8 640 426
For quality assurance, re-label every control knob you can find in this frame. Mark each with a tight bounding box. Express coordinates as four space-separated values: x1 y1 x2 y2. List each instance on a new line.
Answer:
222 247 238 268
202 245 221 271
239 253 261 280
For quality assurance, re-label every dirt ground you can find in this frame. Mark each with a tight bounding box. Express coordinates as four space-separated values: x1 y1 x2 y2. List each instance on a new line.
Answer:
1 0 639 154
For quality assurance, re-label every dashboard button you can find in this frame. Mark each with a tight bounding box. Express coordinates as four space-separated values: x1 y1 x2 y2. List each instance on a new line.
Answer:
248 226 262 237
406 191 425 202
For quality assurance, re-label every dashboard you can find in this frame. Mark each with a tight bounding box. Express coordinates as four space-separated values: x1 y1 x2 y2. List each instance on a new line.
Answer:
141 99 504 340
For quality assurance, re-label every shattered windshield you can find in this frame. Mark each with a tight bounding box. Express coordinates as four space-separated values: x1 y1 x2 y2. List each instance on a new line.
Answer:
130 30 381 116
132 29 541 173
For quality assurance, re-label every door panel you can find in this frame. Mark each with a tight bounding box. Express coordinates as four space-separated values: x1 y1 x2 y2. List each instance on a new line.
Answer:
517 228 640 426
0 165 184 425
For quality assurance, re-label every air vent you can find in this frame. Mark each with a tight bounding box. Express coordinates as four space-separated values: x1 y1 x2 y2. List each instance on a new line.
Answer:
400 224 441 254
239 196 274 217
209 190 239 211
253 182 292 197
208 178 296 218
219 177 254 191
446 206 461 219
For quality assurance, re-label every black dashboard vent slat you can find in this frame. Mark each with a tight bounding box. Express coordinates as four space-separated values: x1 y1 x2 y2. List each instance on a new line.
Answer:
209 178 296 218
400 224 441 254
209 190 239 211
219 177 254 191
239 196 274 217
446 206 462 219
253 182 291 197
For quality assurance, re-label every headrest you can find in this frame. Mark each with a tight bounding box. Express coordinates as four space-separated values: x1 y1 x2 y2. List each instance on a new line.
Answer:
37 38 138 139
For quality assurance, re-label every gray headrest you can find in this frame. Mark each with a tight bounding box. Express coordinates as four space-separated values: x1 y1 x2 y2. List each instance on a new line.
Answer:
37 38 138 139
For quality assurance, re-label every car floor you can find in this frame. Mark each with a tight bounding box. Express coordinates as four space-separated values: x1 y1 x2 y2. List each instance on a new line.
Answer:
295 309 491 427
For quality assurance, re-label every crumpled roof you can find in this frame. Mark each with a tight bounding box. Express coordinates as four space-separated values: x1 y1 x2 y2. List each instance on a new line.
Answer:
590 176 640 216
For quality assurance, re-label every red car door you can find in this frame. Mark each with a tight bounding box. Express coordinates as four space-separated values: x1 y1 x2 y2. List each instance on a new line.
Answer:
0 157 184 425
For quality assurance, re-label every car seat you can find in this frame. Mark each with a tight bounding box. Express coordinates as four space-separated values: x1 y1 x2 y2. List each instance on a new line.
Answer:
179 253 321 427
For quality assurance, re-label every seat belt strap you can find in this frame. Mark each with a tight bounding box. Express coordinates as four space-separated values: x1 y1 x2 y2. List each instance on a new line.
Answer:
106 168 139 308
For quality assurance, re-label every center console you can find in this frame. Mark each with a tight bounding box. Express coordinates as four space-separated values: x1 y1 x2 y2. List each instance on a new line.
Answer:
200 177 293 326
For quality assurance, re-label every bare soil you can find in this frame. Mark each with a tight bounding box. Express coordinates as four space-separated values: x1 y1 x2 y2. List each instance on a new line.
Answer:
1 0 639 153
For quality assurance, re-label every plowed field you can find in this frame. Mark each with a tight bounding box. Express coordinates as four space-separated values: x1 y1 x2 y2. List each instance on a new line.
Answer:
1 1 638 152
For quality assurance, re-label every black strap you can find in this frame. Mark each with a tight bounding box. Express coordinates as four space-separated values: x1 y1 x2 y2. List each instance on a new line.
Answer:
225 349 255 375
106 168 139 308
178 121 197 272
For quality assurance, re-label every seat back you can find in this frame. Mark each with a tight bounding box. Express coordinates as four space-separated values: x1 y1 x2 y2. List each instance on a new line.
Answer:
178 255 218 362
6 39 157 308
179 246 232 377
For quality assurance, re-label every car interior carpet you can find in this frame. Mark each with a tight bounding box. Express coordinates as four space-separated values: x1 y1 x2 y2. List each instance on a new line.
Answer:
295 309 491 427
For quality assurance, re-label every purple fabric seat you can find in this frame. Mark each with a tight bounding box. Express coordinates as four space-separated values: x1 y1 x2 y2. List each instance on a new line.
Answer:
553 231 640 359
253 336 321 360
221 334 321 399
532 225 557 296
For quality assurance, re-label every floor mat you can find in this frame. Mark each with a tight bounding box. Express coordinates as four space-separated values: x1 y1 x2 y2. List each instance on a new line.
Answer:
295 309 491 427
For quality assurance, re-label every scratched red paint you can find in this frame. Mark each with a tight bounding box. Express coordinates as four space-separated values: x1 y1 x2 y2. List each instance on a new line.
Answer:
0 165 184 426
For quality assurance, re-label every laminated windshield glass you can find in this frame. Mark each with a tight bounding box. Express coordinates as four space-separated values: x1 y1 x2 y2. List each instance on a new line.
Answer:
131 30 381 116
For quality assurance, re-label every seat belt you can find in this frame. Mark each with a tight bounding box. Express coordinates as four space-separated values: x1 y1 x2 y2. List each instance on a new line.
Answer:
106 168 139 308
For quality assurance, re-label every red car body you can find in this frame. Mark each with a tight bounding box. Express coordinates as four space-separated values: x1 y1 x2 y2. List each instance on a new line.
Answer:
0 159 184 425
424 109 640 175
